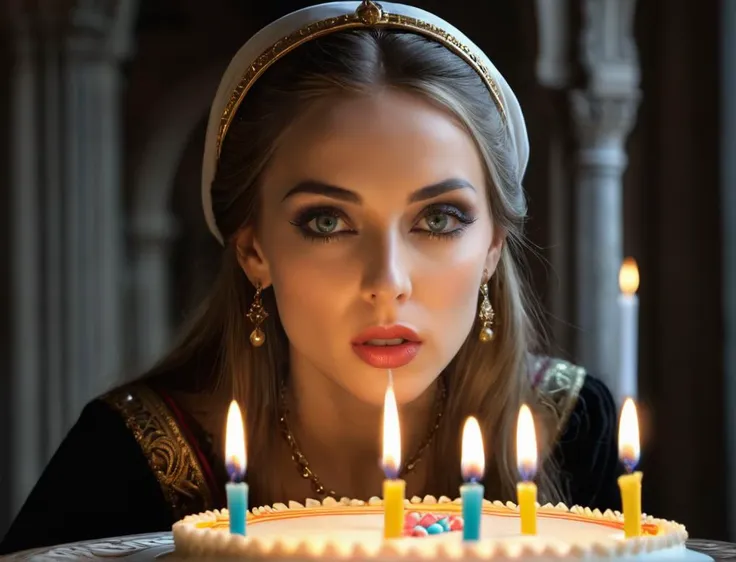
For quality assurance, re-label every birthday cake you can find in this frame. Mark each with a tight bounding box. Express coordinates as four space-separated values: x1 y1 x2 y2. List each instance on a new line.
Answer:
172 495 695 561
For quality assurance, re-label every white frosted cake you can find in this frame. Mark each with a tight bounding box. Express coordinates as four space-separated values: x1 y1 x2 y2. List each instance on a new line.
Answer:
172 495 707 561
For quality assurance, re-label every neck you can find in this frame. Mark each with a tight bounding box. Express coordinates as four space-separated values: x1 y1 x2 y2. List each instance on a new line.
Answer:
283 349 440 496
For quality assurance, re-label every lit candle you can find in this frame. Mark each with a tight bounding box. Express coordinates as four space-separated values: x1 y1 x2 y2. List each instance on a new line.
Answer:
618 258 640 403
460 416 485 542
225 400 248 536
618 397 642 538
382 380 405 539
516 404 537 535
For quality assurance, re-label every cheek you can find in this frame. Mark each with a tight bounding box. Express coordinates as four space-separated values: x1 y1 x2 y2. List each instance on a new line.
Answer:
264 238 357 346
415 250 483 331
411 229 493 351
414 223 492 300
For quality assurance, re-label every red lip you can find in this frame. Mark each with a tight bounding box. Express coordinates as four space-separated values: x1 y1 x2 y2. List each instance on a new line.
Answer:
351 325 422 369
351 325 421 345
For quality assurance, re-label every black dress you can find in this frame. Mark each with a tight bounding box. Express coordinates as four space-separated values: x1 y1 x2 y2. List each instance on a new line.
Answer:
0 360 621 555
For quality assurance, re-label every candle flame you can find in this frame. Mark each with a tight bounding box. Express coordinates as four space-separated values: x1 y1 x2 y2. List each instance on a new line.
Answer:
618 398 640 472
225 400 247 482
619 258 640 295
516 404 537 481
382 381 401 479
461 416 485 482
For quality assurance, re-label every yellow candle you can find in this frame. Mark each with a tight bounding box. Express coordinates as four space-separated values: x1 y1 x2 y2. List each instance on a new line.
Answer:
383 478 406 539
618 471 642 537
618 398 642 538
382 378 404 539
517 481 537 535
516 404 538 535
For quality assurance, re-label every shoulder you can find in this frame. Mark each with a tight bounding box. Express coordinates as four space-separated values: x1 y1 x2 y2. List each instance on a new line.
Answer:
530 356 588 439
100 381 175 435
560 376 618 441
0 387 171 554
532 358 620 509
531 356 618 445
100 382 220 518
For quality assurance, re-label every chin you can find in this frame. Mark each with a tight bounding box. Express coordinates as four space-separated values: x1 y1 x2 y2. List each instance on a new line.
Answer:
347 365 438 407
391 372 439 406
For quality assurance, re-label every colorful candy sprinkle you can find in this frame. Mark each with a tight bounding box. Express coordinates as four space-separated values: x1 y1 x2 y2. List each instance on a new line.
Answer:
405 512 421 525
402 512 464 537
449 516 464 531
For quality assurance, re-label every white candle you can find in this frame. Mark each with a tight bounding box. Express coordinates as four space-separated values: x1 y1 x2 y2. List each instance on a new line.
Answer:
618 258 640 403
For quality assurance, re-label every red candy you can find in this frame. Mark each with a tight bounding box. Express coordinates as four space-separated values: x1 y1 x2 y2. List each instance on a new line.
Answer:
403 512 464 537
405 512 421 525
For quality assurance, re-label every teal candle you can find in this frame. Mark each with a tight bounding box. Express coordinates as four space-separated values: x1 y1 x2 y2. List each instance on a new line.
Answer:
460 417 486 542
460 481 484 541
225 400 248 536
226 481 248 535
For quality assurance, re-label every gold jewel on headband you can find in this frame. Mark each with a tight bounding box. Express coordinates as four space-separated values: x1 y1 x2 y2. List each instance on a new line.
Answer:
216 0 506 158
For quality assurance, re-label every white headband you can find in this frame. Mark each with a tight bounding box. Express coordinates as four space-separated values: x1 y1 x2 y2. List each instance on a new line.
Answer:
201 1 529 244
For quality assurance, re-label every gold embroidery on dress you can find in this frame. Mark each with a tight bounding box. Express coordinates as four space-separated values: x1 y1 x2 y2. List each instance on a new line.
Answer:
217 3 506 157
102 384 213 520
532 357 587 439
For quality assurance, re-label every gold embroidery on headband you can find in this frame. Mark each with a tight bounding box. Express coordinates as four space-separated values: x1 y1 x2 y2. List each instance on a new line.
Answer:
216 0 506 157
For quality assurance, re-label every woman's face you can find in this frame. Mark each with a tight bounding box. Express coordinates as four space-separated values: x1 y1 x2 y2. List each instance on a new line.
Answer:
238 90 502 406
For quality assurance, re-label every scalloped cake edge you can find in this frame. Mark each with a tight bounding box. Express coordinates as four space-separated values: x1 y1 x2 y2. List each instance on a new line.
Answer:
172 495 689 560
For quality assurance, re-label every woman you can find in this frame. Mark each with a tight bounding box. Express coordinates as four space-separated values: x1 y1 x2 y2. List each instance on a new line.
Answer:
0 1 620 554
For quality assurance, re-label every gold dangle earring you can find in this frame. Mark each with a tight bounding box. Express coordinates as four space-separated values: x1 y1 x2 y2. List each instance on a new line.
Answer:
478 280 495 343
247 284 268 347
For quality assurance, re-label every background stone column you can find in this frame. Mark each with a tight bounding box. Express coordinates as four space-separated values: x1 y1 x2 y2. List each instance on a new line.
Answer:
571 0 641 404
533 0 575 354
5 0 136 517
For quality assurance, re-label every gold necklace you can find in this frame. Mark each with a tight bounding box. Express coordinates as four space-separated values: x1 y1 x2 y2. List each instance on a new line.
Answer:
277 377 447 498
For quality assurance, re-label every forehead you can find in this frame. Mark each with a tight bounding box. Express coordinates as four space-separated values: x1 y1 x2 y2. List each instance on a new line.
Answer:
262 90 486 198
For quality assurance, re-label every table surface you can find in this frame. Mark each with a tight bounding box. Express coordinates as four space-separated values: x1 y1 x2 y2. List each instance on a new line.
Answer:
1 533 735 561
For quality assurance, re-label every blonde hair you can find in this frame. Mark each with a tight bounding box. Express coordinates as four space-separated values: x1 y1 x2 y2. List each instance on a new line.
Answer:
145 29 562 506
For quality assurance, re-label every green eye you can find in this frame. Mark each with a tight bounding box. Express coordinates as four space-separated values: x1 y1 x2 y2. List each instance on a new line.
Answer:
313 215 339 233
425 213 450 233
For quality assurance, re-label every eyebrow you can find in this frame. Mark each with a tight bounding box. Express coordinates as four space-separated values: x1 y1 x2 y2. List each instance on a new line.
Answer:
281 178 476 204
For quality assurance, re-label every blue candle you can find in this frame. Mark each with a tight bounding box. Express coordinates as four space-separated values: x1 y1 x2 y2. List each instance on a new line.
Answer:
225 400 248 536
461 480 484 541
460 417 485 542
226 481 248 535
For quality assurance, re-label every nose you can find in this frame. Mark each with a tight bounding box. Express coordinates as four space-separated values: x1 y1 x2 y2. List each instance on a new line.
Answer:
360 231 412 306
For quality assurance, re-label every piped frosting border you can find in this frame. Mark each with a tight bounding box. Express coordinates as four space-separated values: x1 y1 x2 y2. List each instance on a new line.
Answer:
173 495 689 560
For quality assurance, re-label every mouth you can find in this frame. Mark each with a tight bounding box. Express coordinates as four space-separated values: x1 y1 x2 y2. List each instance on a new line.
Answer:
351 326 422 369
352 325 421 346
363 338 409 346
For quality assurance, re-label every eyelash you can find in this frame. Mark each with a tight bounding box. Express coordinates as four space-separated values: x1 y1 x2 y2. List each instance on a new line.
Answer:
289 203 477 243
